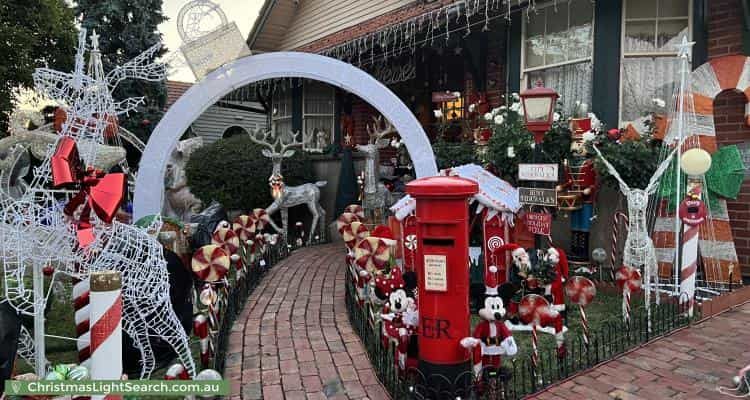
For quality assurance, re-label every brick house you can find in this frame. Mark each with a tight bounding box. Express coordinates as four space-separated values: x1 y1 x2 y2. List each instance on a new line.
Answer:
245 0 750 274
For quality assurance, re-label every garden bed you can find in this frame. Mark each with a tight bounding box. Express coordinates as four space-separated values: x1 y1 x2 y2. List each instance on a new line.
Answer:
346 270 693 399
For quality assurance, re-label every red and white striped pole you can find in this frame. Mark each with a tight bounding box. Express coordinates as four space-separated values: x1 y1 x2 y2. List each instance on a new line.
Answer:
89 271 122 400
193 313 210 367
611 212 628 281
72 278 91 368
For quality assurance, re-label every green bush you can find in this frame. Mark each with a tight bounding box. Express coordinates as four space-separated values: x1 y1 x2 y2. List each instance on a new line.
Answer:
185 135 314 210
432 138 480 170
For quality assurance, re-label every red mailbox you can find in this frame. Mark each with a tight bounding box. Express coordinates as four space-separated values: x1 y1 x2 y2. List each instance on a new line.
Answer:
407 176 478 381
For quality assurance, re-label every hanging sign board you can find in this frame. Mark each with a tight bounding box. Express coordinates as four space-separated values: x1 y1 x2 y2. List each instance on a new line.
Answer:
518 163 559 182
524 212 552 235
519 187 557 207
432 91 460 102
424 254 448 292
181 22 252 80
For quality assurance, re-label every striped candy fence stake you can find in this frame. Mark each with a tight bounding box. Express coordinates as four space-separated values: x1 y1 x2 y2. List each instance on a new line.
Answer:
73 278 91 368
680 222 699 317
611 212 629 281
90 271 122 400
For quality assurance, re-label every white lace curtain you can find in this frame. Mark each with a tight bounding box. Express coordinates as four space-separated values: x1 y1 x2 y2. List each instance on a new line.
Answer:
527 62 593 116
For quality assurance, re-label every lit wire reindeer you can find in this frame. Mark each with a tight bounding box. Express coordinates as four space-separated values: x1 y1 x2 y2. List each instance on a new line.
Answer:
0 28 194 378
592 143 681 328
248 129 327 243
356 116 395 222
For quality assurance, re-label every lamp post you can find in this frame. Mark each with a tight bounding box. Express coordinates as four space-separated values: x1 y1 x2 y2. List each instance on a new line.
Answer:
520 81 559 249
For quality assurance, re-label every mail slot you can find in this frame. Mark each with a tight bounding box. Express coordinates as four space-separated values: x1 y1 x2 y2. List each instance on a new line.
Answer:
406 175 478 383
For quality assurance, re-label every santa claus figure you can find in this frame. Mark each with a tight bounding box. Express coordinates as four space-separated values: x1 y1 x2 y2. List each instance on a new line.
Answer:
493 243 532 317
544 247 569 313
461 297 517 378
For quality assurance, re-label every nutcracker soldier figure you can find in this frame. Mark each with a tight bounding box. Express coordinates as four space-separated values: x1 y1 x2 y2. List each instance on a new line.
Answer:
556 118 598 265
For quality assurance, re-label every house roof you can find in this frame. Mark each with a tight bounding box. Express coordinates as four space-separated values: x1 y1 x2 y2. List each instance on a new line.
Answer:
246 0 429 53
247 0 298 53
165 80 193 109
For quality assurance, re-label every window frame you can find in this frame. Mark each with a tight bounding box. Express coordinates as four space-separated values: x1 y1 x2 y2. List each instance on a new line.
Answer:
271 88 293 135
618 0 693 126
301 81 336 152
520 0 596 90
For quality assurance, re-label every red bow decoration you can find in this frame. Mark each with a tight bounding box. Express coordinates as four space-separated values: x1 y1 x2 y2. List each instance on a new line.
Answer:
51 136 126 247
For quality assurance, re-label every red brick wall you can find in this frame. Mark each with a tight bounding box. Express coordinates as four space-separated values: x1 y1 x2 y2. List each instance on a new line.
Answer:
708 0 750 269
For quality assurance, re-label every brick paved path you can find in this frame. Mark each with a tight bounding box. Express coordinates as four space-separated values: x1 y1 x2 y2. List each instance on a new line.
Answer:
539 302 750 400
224 244 390 400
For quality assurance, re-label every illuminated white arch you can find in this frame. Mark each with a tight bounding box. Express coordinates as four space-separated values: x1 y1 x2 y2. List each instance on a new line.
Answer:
133 52 437 220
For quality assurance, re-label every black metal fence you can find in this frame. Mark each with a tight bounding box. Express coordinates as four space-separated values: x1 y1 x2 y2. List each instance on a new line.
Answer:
345 267 693 399
211 237 328 373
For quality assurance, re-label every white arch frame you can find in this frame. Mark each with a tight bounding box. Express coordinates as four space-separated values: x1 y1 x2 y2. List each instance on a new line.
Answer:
134 52 437 220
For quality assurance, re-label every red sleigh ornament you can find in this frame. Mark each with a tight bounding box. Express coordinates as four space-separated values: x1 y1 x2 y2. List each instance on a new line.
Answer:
51 136 126 247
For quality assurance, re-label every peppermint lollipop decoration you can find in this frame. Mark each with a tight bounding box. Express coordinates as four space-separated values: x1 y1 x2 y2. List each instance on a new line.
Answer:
251 208 270 230
191 244 230 282
564 276 597 346
336 212 361 234
344 204 366 220
232 214 256 241
616 266 642 323
519 294 551 373
342 221 369 250
354 236 391 273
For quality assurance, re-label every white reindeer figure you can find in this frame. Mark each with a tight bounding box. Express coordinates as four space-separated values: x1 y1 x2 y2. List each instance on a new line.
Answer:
593 143 682 328
0 28 195 378
248 129 327 243
356 116 396 221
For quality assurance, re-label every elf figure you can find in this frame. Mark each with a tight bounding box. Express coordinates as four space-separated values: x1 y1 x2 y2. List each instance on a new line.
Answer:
461 297 517 378
557 119 598 263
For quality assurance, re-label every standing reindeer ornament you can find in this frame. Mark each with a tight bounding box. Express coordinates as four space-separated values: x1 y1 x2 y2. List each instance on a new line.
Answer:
248 129 327 243
592 142 682 331
356 116 396 222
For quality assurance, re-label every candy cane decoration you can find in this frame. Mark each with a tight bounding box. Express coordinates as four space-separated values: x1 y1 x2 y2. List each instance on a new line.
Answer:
616 266 642 323
679 220 699 317
72 278 91 368
232 215 256 242
611 212 629 280
193 314 210 367
89 271 122 398
191 245 230 282
165 363 190 380
564 276 597 346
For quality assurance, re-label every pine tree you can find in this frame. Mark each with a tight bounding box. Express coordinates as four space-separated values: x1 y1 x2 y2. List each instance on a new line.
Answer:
75 0 168 143
0 0 77 134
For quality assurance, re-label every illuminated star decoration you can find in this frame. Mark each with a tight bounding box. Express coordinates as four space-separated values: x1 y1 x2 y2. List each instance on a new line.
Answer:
675 35 695 60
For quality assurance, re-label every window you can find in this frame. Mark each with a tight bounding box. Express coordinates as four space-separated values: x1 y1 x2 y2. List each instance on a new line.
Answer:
620 0 691 124
271 88 292 136
522 0 594 114
303 80 335 152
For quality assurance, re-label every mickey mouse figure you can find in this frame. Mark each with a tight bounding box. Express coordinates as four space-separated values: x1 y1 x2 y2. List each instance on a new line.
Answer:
461 296 518 379
378 267 419 375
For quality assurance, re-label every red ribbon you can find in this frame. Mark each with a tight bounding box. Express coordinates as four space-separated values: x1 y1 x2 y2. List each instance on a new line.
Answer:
51 136 126 246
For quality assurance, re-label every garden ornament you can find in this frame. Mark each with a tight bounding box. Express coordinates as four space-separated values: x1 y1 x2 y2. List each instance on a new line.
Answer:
356 116 396 222
248 128 327 243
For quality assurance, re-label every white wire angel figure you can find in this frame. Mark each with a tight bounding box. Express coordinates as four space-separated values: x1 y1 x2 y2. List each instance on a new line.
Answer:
592 142 681 330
